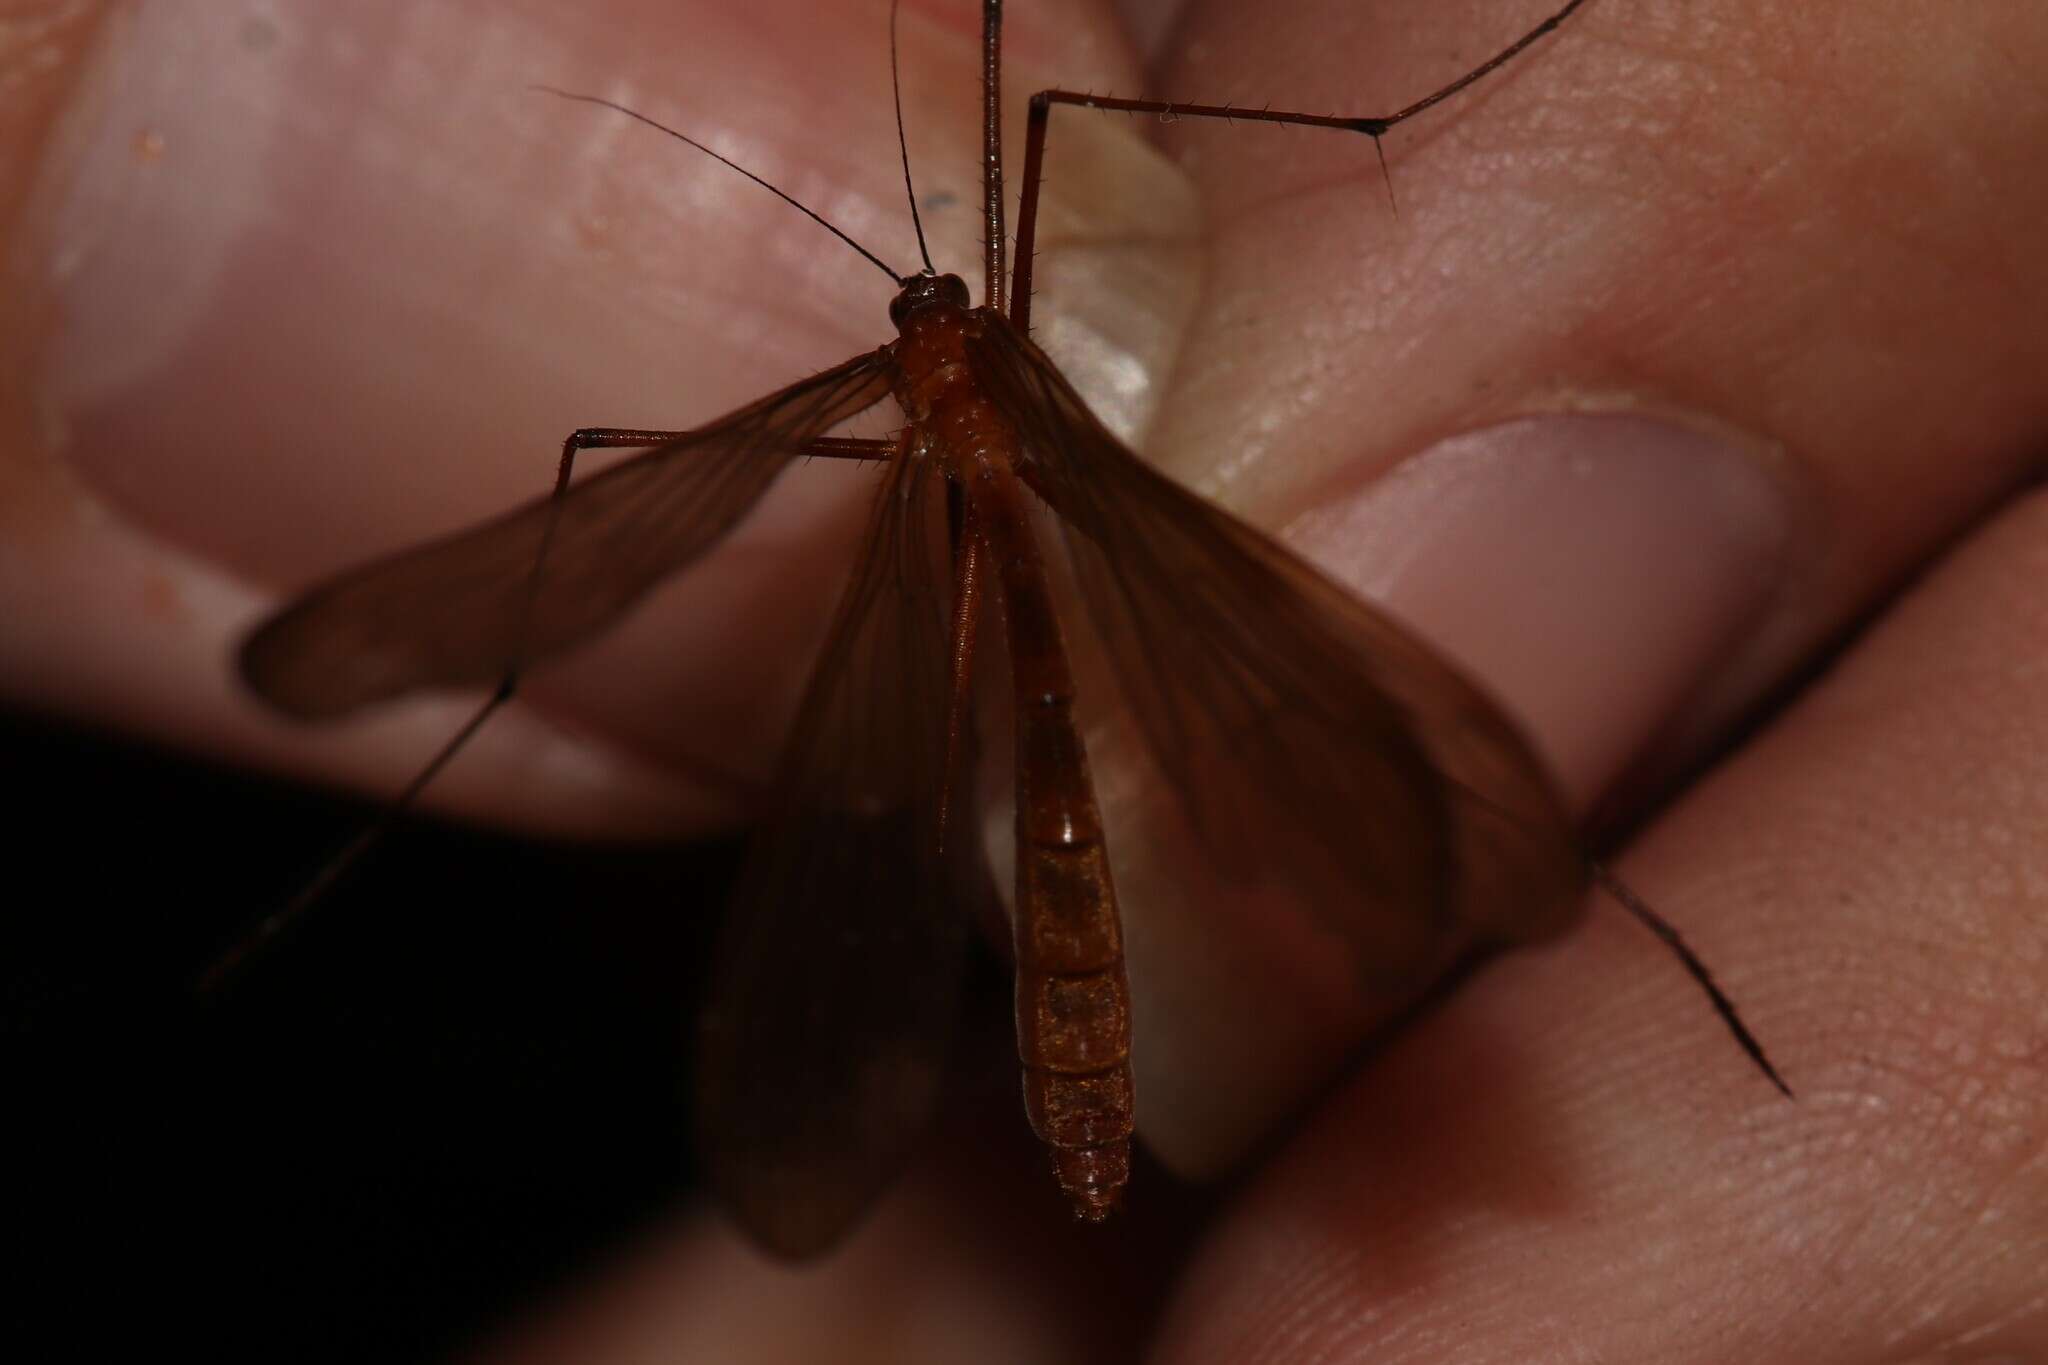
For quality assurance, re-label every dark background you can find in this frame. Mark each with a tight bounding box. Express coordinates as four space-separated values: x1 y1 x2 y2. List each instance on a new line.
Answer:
7 705 748 1362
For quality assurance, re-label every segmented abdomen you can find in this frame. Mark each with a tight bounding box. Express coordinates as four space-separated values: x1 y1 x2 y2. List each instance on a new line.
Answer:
968 455 1134 1219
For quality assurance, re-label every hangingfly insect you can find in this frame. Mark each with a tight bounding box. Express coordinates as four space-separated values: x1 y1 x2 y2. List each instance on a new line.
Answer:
228 0 1783 1259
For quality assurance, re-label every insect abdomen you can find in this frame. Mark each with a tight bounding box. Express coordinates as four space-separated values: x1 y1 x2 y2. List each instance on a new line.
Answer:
969 456 1135 1220
1014 702 1134 1219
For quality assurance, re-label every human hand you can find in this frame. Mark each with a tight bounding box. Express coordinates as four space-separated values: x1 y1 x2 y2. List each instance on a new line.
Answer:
7 0 2043 1358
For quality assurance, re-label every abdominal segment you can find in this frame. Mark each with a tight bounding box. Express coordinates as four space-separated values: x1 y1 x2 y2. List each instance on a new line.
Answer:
1013 720 1135 1219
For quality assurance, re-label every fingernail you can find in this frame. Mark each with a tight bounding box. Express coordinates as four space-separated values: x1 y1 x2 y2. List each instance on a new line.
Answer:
1126 412 1793 1181
1285 412 1794 810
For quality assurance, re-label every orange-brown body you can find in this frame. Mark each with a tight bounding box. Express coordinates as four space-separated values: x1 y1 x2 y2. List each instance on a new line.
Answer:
890 274 1135 1217
227 0 1631 1257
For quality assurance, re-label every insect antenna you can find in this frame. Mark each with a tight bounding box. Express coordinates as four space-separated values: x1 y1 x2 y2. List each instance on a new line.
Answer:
532 86 911 285
889 0 938 275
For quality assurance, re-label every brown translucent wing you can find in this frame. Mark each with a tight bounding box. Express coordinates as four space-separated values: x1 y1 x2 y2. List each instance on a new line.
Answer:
241 351 897 719
694 441 973 1260
966 318 1583 984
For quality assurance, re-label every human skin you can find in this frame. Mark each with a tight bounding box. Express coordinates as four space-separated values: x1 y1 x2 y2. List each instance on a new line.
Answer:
6 0 2046 1359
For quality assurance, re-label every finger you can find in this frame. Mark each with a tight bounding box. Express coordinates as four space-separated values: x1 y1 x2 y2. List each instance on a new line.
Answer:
1157 490 2048 1362
1106 0 2048 1174
2 0 1169 835
1155 0 2048 780
478 1023 1201 1363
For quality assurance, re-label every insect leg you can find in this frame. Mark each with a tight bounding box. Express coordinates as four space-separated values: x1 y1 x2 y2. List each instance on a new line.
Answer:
936 506 986 860
478 428 896 786
488 429 894 713
564 430 893 464
1007 0 1590 328
199 430 897 992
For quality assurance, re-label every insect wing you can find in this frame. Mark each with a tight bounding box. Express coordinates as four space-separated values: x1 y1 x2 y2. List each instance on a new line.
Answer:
966 318 1583 986
694 441 971 1260
240 351 897 719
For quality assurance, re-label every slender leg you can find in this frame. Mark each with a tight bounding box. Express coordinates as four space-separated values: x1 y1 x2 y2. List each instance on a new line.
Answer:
980 0 1007 313
193 684 509 992
1007 0 1590 328
564 430 894 463
198 429 900 992
937 510 986 860
800 437 900 462
508 431 894 707
1591 864 1794 1098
